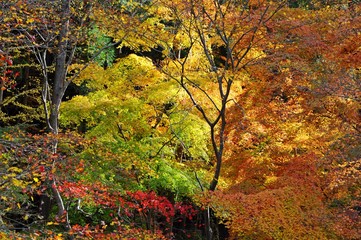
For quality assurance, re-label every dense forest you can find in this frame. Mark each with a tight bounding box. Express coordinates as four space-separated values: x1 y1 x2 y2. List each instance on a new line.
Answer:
0 0 360 239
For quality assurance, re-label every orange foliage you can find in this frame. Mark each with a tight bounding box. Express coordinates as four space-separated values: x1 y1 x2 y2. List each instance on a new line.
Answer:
210 3 361 239
209 154 331 239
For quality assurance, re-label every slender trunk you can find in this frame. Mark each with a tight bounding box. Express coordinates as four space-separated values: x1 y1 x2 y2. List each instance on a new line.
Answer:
48 0 71 230
52 180 71 230
204 206 213 240
209 113 227 191
0 71 5 105
209 155 222 191
50 0 70 135
23 62 30 105
196 172 214 240
0 87 3 105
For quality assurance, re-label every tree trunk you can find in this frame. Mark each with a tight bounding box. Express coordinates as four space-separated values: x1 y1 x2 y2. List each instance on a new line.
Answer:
204 206 213 240
49 0 70 135
48 0 71 230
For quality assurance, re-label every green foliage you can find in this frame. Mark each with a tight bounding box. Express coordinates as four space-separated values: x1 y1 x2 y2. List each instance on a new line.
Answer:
88 26 116 67
170 112 210 162
61 53 210 200
145 159 198 199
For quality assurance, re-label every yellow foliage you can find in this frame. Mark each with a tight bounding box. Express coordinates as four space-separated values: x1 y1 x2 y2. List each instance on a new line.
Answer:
60 95 95 126
12 178 27 188
74 63 106 87
264 175 278 185
7 166 23 173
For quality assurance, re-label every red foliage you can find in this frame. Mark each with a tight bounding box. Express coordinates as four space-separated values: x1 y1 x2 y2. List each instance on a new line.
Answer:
127 190 175 223
1 131 199 237
0 53 19 92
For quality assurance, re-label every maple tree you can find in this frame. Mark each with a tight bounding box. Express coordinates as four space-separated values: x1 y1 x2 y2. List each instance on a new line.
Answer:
272 4 360 238
88 0 287 238
204 1 361 239
60 53 209 196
